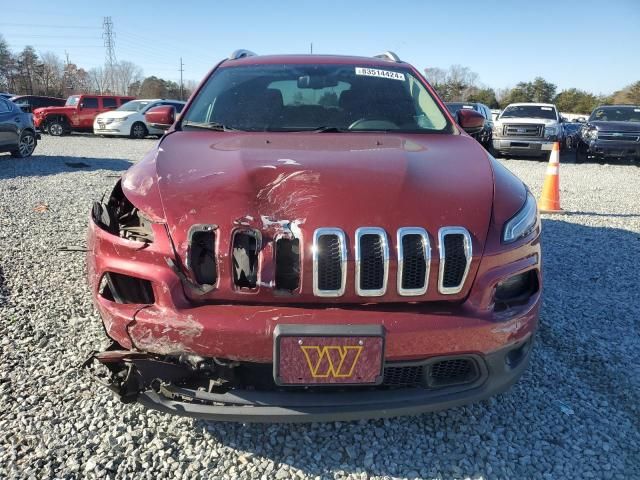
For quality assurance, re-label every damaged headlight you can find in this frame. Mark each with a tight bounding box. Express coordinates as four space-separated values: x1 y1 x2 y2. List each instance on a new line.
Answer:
503 191 538 243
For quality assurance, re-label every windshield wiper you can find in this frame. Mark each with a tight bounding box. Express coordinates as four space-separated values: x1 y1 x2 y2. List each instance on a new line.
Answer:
310 126 346 133
181 121 239 132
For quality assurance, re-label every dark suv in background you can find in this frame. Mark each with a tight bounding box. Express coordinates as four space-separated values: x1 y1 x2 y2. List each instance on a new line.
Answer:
576 105 640 163
10 95 66 113
446 102 493 148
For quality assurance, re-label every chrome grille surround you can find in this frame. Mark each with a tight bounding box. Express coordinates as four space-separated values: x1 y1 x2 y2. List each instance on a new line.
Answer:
396 227 430 296
438 227 472 295
355 227 389 297
312 228 347 297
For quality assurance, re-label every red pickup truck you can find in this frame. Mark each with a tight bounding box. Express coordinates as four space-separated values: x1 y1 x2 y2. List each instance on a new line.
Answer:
33 94 135 136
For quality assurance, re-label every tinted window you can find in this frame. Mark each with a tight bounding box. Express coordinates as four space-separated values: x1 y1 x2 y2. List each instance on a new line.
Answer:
102 97 117 108
183 64 451 133
589 106 640 123
171 102 185 113
501 105 557 120
0 99 11 113
82 97 99 108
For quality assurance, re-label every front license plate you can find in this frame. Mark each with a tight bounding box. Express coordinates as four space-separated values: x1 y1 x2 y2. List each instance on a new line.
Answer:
274 325 384 386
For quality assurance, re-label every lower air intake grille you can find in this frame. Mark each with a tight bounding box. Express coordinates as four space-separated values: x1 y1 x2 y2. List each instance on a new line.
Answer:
383 365 424 387
315 231 345 294
427 358 477 387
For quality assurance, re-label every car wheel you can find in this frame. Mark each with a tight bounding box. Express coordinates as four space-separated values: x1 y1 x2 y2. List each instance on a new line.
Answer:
48 119 67 136
10 131 37 158
130 122 148 139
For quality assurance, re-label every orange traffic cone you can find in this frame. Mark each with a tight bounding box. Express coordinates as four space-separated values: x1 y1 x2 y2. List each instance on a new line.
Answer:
538 142 564 213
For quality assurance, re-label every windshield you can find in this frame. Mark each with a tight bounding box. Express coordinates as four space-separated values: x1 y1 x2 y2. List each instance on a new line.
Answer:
446 103 478 115
182 64 451 133
65 96 80 107
500 105 557 120
589 106 640 123
118 100 152 112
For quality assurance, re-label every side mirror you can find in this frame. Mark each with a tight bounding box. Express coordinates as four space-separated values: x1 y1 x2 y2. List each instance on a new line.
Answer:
145 105 175 130
456 109 484 135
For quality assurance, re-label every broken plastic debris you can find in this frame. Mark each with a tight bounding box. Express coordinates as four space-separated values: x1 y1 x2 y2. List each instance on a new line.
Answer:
34 203 49 213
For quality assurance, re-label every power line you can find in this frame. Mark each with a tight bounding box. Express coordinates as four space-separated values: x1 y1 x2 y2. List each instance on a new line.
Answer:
0 22 101 29
179 57 184 100
102 17 117 92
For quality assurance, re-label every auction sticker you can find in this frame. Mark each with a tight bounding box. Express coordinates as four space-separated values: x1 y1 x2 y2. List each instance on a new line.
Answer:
355 67 405 81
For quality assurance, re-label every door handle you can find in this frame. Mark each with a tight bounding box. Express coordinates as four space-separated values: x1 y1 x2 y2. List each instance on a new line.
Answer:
14 117 21 122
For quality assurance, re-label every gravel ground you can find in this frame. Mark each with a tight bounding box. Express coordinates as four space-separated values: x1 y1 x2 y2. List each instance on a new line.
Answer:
0 134 638 479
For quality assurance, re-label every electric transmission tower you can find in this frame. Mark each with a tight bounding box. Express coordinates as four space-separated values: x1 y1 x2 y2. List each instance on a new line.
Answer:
103 17 117 93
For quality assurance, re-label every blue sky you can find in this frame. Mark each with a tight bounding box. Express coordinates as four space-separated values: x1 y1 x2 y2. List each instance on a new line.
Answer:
2 0 639 94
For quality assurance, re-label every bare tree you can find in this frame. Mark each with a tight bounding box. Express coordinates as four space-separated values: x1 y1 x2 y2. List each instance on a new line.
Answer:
89 67 108 94
114 60 143 95
38 52 63 96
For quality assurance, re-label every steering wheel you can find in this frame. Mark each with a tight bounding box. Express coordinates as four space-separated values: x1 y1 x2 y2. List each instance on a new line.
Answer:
348 118 399 130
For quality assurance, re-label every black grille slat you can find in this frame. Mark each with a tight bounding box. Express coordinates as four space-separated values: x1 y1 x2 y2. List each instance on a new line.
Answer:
442 234 467 288
503 123 544 138
401 234 426 290
232 231 259 289
275 238 300 291
359 234 384 290
317 235 342 291
189 229 217 285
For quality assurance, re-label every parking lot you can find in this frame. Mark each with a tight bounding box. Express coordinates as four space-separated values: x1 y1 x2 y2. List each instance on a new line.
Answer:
0 135 638 479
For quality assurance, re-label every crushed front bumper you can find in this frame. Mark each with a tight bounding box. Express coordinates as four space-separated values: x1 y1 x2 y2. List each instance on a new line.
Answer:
84 335 533 423
584 139 640 158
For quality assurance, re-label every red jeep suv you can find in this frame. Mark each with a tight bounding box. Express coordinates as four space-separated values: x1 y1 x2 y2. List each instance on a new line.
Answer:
33 94 135 136
85 51 541 422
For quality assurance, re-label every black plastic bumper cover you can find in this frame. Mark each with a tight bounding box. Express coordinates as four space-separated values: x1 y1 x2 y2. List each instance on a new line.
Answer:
87 336 533 423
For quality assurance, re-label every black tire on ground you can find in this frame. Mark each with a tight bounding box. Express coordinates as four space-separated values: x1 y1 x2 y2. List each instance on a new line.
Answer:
575 143 588 164
47 118 68 136
130 122 148 139
10 130 37 158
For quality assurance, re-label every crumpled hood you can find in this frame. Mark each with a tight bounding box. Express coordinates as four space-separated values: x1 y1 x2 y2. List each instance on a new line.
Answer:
136 132 493 251
589 120 640 132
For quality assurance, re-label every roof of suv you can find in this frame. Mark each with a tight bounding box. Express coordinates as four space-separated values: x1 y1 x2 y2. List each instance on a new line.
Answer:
506 102 556 108
222 54 410 68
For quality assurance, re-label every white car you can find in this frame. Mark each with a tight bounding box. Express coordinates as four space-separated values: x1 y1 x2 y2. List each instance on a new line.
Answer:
492 103 564 158
93 99 186 139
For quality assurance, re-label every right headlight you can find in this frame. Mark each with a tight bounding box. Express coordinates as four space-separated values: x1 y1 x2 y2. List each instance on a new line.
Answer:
582 126 598 140
503 191 538 244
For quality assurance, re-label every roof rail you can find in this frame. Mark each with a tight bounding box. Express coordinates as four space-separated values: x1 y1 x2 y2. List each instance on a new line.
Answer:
228 49 257 60
374 51 401 63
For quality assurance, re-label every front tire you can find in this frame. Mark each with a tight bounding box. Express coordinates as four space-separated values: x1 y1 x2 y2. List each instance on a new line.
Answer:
130 122 148 139
10 131 37 158
47 119 67 136
575 142 588 164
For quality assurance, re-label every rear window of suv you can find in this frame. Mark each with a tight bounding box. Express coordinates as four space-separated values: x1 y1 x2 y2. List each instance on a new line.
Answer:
182 63 451 133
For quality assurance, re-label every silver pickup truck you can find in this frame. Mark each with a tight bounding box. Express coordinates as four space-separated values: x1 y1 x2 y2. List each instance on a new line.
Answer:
492 103 564 158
